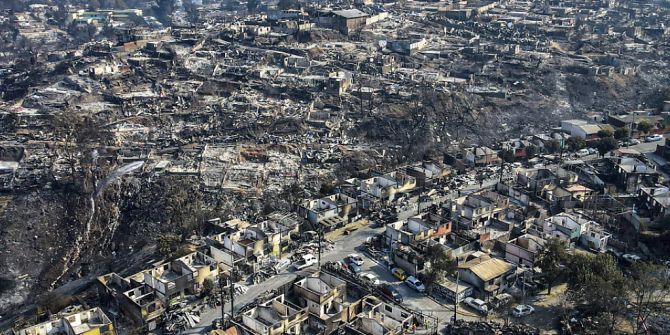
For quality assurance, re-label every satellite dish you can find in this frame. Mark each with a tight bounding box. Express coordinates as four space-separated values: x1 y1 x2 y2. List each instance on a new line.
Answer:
378 40 387 48
507 22 514 29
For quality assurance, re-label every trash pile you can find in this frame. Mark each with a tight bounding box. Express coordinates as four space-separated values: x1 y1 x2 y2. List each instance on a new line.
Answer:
446 320 539 335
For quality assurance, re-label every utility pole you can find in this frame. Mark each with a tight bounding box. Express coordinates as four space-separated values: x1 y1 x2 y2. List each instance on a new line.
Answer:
229 269 235 319
218 275 226 321
453 271 459 324
521 266 526 305
317 230 323 268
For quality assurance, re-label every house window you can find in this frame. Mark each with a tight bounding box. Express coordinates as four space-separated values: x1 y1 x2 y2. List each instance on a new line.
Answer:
385 305 393 313
591 232 596 237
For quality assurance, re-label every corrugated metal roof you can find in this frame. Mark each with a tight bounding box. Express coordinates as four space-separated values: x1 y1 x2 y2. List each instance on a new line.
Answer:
459 257 515 281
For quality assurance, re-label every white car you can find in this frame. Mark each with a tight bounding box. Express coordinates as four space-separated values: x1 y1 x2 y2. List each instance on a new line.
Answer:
293 254 317 270
512 304 535 317
359 272 380 286
348 254 364 266
645 134 663 142
464 297 489 314
404 276 426 293
575 149 590 157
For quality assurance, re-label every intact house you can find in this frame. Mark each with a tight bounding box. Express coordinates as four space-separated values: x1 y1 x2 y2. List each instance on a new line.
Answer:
431 277 474 303
97 273 165 330
299 193 357 230
15 307 115 335
341 296 414 335
538 212 590 245
638 186 670 218
561 119 611 141
235 294 308 335
504 234 547 267
457 255 516 300
293 272 358 334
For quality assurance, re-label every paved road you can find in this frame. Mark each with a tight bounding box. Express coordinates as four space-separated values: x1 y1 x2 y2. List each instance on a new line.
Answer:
345 240 484 327
185 223 382 334
183 138 668 333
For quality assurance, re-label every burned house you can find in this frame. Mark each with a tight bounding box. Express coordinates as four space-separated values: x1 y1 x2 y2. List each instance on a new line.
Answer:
299 193 358 230
341 296 414 335
15 307 115 335
97 273 165 330
293 272 359 334
235 294 309 335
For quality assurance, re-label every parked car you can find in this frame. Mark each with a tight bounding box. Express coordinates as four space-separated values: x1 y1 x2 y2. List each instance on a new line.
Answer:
575 149 590 157
645 134 663 142
391 267 407 281
512 304 535 317
273 259 291 272
404 276 426 293
359 273 380 286
587 147 598 155
293 254 317 270
622 253 642 263
464 297 489 315
348 262 362 274
347 253 364 266
379 284 403 303
630 138 641 145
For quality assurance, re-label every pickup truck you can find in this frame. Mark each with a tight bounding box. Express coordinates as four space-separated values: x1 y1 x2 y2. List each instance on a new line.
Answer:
293 254 317 270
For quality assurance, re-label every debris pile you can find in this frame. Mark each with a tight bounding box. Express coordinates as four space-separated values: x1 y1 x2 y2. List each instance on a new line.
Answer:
447 320 540 335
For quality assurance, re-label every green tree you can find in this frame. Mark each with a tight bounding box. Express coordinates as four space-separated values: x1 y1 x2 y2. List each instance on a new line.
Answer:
629 262 670 333
536 238 567 294
201 278 215 298
544 139 561 154
525 144 538 159
637 121 653 135
613 127 629 140
566 136 586 151
597 128 613 138
423 244 456 290
596 137 618 156
499 149 515 163
566 253 628 333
